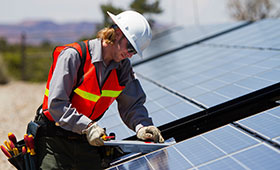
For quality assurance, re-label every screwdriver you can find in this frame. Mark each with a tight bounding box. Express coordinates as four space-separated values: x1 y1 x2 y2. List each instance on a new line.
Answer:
4 140 12 151
28 135 36 155
1 145 12 158
8 132 17 144
102 132 116 141
24 134 31 153
102 135 115 141
9 140 19 156
22 146 30 170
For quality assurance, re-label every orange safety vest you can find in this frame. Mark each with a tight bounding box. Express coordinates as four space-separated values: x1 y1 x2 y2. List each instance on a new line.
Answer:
42 40 125 121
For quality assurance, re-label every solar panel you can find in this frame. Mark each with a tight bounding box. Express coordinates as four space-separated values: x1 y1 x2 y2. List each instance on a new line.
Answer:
202 19 280 50
237 106 280 140
131 22 247 64
107 125 280 170
134 44 279 108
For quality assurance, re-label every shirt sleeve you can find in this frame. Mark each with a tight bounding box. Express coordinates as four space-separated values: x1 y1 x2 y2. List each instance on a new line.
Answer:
116 59 153 132
48 48 92 134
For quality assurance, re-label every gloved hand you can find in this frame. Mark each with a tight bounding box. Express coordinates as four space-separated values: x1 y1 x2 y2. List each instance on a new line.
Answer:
82 122 105 146
137 126 164 143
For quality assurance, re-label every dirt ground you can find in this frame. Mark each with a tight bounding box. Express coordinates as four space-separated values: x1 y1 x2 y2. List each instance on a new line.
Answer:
0 81 45 170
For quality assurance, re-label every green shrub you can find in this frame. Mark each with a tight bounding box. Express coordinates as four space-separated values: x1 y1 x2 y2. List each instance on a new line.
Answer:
0 54 9 84
1 45 54 82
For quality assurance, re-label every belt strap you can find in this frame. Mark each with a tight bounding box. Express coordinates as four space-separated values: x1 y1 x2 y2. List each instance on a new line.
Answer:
35 115 87 142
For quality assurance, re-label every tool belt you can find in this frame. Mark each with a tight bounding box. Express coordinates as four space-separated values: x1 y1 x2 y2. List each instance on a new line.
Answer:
34 107 88 142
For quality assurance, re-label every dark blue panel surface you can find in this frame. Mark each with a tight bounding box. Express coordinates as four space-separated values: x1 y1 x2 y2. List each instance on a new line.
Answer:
198 157 245 170
150 109 178 127
134 44 279 108
202 19 280 50
131 22 246 63
233 144 280 170
146 147 192 170
117 157 153 170
267 106 280 117
238 107 280 139
165 101 201 118
109 125 280 169
203 125 258 154
174 136 225 166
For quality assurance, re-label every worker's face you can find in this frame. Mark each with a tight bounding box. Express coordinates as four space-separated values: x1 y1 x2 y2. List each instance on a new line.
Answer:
113 31 137 62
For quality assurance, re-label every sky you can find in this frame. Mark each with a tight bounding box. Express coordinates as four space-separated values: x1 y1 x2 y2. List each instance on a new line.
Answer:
1 0 235 26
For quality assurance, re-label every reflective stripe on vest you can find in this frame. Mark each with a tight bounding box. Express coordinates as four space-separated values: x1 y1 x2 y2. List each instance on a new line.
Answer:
45 88 49 97
73 88 123 102
45 88 123 102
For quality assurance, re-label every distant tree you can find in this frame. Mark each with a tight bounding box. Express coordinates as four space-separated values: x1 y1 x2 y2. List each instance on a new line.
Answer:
40 39 51 48
130 0 162 14
100 3 124 28
0 37 7 52
227 0 280 21
96 0 163 36
130 0 163 28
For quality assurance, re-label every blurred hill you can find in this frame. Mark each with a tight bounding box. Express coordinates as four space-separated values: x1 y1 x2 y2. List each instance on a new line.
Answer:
0 20 99 45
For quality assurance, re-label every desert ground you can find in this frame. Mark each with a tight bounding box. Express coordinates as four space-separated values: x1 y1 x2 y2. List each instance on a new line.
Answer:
0 81 45 170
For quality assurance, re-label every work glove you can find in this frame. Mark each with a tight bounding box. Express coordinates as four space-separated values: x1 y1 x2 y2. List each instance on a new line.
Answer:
137 126 165 143
82 122 106 146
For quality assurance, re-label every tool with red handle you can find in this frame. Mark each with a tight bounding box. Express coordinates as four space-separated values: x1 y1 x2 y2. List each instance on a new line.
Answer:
23 134 36 170
8 133 17 144
22 146 26 154
8 140 19 156
1 145 12 158
28 135 36 155
4 140 12 151
23 134 30 153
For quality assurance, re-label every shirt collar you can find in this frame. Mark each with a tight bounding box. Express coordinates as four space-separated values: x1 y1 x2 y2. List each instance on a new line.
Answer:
89 38 120 69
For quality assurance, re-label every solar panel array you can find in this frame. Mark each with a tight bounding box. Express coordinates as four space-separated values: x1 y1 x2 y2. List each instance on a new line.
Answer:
98 18 280 169
237 106 280 145
134 44 279 108
202 19 280 50
108 121 280 170
131 22 247 63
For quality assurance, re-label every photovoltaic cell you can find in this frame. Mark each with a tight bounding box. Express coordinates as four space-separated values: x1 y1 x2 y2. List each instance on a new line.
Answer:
174 136 226 166
131 22 246 63
134 44 280 108
199 157 246 170
146 147 193 170
237 106 280 140
108 125 280 170
117 157 153 170
232 144 280 170
202 19 280 50
202 125 258 154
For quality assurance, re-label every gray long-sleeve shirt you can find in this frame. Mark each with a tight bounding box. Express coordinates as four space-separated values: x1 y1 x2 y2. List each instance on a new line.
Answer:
48 38 153 134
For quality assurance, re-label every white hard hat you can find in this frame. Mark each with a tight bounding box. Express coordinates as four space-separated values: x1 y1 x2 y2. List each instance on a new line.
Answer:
107 10 152 57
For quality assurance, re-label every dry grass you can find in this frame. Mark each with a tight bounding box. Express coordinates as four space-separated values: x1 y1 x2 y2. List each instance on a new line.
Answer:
0 81 45 170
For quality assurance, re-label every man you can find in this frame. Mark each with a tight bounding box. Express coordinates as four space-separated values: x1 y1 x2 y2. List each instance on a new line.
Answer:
35 10 164 169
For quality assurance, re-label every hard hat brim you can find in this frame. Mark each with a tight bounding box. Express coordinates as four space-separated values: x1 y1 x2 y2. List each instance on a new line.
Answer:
107 11 142 58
